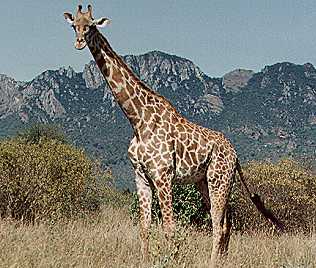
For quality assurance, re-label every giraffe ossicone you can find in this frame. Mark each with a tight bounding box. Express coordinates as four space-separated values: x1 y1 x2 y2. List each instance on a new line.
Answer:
64 5 283 267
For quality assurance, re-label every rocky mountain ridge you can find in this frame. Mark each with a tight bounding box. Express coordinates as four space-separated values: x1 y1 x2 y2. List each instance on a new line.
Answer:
0 51 315 188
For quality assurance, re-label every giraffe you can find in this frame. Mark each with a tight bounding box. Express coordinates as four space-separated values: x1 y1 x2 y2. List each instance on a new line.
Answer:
64 5 283 267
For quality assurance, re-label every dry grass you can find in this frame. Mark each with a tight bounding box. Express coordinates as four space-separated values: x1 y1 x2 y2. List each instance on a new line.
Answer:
0 206 315 268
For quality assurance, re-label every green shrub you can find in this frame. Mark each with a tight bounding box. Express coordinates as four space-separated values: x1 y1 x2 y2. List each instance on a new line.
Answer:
130 184 211 227
0 138 94 222
172 184 211 225
130 159 316 232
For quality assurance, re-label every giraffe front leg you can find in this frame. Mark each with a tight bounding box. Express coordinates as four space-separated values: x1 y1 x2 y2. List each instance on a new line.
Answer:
135 170 152 262
154 173 175 239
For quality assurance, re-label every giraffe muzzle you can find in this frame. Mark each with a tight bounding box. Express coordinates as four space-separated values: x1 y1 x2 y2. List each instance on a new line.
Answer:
75 38 87 50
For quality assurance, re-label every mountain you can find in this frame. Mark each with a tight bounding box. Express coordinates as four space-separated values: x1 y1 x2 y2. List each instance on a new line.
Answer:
0 51 315 189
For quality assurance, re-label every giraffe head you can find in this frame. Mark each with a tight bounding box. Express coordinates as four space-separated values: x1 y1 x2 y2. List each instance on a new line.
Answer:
64 5 111 50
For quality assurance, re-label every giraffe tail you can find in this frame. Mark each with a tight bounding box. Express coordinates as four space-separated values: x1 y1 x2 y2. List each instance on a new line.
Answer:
235 159 284 232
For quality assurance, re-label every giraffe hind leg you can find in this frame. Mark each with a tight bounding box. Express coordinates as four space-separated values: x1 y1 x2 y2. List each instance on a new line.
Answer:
207 162 234 267
196 179 211 212
197 174 231 263
220 204 232 254
196 177 232 258
209 195 230 267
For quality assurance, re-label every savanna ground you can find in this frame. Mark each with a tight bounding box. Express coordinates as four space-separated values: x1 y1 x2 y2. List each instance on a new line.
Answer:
0 205 315 268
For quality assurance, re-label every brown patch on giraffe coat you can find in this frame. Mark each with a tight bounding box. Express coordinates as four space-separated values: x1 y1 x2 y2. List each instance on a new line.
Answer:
146 144 157 154
147 95 155 104
162 121 170 131
153 155 162 164
139 94 146 105
147 120 158 131
122 69 130 80
157 128 166 136
176 140 185 157
143 111 151 122
126 83 135 96
161 111 170 121
145 159 156 171
129 79 136 87
161 143 167 152
155 180 164 188
117 90 129 103
139 145 145 154
199 136 207 147
187 143 198 152
132 96 142 110
96 57 106 68
170 124 176 133
109 81 116 89
159 191 166 202
152 113 160 123
142 130 152 141
153 135 160 144
111 66 124 84
161 151 172 160
170 114 178 124
180 132 187 141
185 152 193 166
191 153 198 165
158 166 168 174
176 124 185 133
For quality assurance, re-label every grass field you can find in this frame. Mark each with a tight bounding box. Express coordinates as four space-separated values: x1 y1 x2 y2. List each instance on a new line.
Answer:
0 205 315 268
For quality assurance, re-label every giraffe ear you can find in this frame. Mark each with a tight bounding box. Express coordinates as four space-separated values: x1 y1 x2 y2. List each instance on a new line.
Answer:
64 12 74 24
93 17 111 28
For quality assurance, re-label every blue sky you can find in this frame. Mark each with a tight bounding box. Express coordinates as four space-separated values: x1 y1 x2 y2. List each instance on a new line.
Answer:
1 0 316 81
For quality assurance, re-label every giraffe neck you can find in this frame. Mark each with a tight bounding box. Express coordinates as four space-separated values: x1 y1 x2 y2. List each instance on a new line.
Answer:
85 27 159 131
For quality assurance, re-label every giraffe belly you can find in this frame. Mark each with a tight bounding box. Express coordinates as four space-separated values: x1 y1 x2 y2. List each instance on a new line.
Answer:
174 160 208 184
173 137 211 184
174 169 205 184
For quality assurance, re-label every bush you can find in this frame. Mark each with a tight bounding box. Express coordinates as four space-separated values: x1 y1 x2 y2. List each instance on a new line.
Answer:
0 138 94 222
231 159 316 233
130 159 316 232
130 184 211 227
